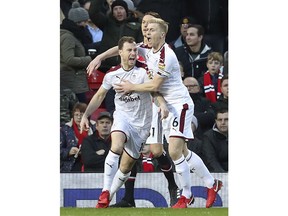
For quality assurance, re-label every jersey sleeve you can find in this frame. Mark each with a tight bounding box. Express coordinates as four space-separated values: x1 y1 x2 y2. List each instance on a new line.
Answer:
102 73 112 90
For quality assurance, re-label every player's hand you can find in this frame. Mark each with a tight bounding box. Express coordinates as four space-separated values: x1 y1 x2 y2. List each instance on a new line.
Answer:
86 56 102 76
158 104 169 120
80 114 90 133
114 80 134 94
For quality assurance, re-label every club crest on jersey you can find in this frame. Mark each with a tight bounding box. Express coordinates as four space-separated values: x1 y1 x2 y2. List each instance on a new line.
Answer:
158 62 165 71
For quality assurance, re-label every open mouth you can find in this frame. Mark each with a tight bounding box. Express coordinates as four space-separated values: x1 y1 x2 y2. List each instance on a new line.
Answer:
129 57 136 61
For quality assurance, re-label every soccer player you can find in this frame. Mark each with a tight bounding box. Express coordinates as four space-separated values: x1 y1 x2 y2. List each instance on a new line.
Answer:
87 17 222 209
113 18 194 208
80 36 169 208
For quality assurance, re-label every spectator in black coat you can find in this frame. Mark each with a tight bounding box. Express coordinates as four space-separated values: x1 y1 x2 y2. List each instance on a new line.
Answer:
175 24 212 80
81 112 113 172
88 0 142 72
201 108 228 172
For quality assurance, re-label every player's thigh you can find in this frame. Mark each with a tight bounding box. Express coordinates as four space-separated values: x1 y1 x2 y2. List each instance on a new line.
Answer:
110 131 126 154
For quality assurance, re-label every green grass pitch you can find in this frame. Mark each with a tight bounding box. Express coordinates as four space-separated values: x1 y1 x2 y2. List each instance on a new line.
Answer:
60 207 228 216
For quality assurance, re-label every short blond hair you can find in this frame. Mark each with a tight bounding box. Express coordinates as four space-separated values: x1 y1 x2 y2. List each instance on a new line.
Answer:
148 17 169 34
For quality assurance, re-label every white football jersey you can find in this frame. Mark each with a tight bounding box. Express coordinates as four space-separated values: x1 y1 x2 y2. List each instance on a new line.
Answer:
138 43 193 109
102 63 153 132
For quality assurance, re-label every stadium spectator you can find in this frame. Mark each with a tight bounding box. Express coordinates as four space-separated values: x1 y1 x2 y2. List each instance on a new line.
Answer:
169 16 197 51
198 52 224 103
88 0 142 72
81 112 112 172
136 0 187 43
60 102 96 172
174 24 212 80
185 0 228 55
183 76 215 139
80 36 169 208
60 2 93 103
83 1 103 45
212 75 228 112
201 108 228 172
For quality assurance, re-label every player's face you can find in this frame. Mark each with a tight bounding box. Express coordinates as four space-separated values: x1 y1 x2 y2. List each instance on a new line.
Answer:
146 23 163 49
141 15 154 38
119 41 138 70
185 27 202 47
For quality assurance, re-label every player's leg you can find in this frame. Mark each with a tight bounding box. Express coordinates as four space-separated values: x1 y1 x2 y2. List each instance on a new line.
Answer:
183 138 223 207
109 163 137 207
96 131 126 208
169 137 193 208
110 150 137 200
102 131 126 191
150 143 179 206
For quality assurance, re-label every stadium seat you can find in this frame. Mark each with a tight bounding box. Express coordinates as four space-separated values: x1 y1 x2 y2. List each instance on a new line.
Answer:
90 107 108 121
87 69 105 90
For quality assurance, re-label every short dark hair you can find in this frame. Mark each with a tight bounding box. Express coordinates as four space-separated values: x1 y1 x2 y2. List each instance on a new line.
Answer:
187 24 204 37
215 108 228 119
72 102 87 114
118 36 135 50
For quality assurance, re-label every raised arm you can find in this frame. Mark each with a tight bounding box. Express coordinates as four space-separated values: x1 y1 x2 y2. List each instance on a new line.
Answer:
86 46 118 75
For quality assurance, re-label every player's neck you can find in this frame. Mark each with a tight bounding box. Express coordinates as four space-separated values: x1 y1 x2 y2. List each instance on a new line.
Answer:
152 41 165 53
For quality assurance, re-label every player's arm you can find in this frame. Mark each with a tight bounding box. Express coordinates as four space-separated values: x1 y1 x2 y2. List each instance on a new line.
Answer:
86 46 119 75
114 74 165 93
80 86 108 133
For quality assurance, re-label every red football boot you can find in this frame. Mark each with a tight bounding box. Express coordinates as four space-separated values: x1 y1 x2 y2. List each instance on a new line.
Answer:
96 190 110 208
206 179 223 208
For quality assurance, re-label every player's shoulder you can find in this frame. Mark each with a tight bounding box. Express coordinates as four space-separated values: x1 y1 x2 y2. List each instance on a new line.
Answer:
107 65 122 74
135 60 148 71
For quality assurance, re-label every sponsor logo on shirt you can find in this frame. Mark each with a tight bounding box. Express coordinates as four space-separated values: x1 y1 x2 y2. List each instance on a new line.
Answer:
119 94 141 103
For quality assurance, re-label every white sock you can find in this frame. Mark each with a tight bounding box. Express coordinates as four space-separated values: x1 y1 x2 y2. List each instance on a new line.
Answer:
173 155 192 198
110 169 131 200
103 151 120 191
186 150 214 188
